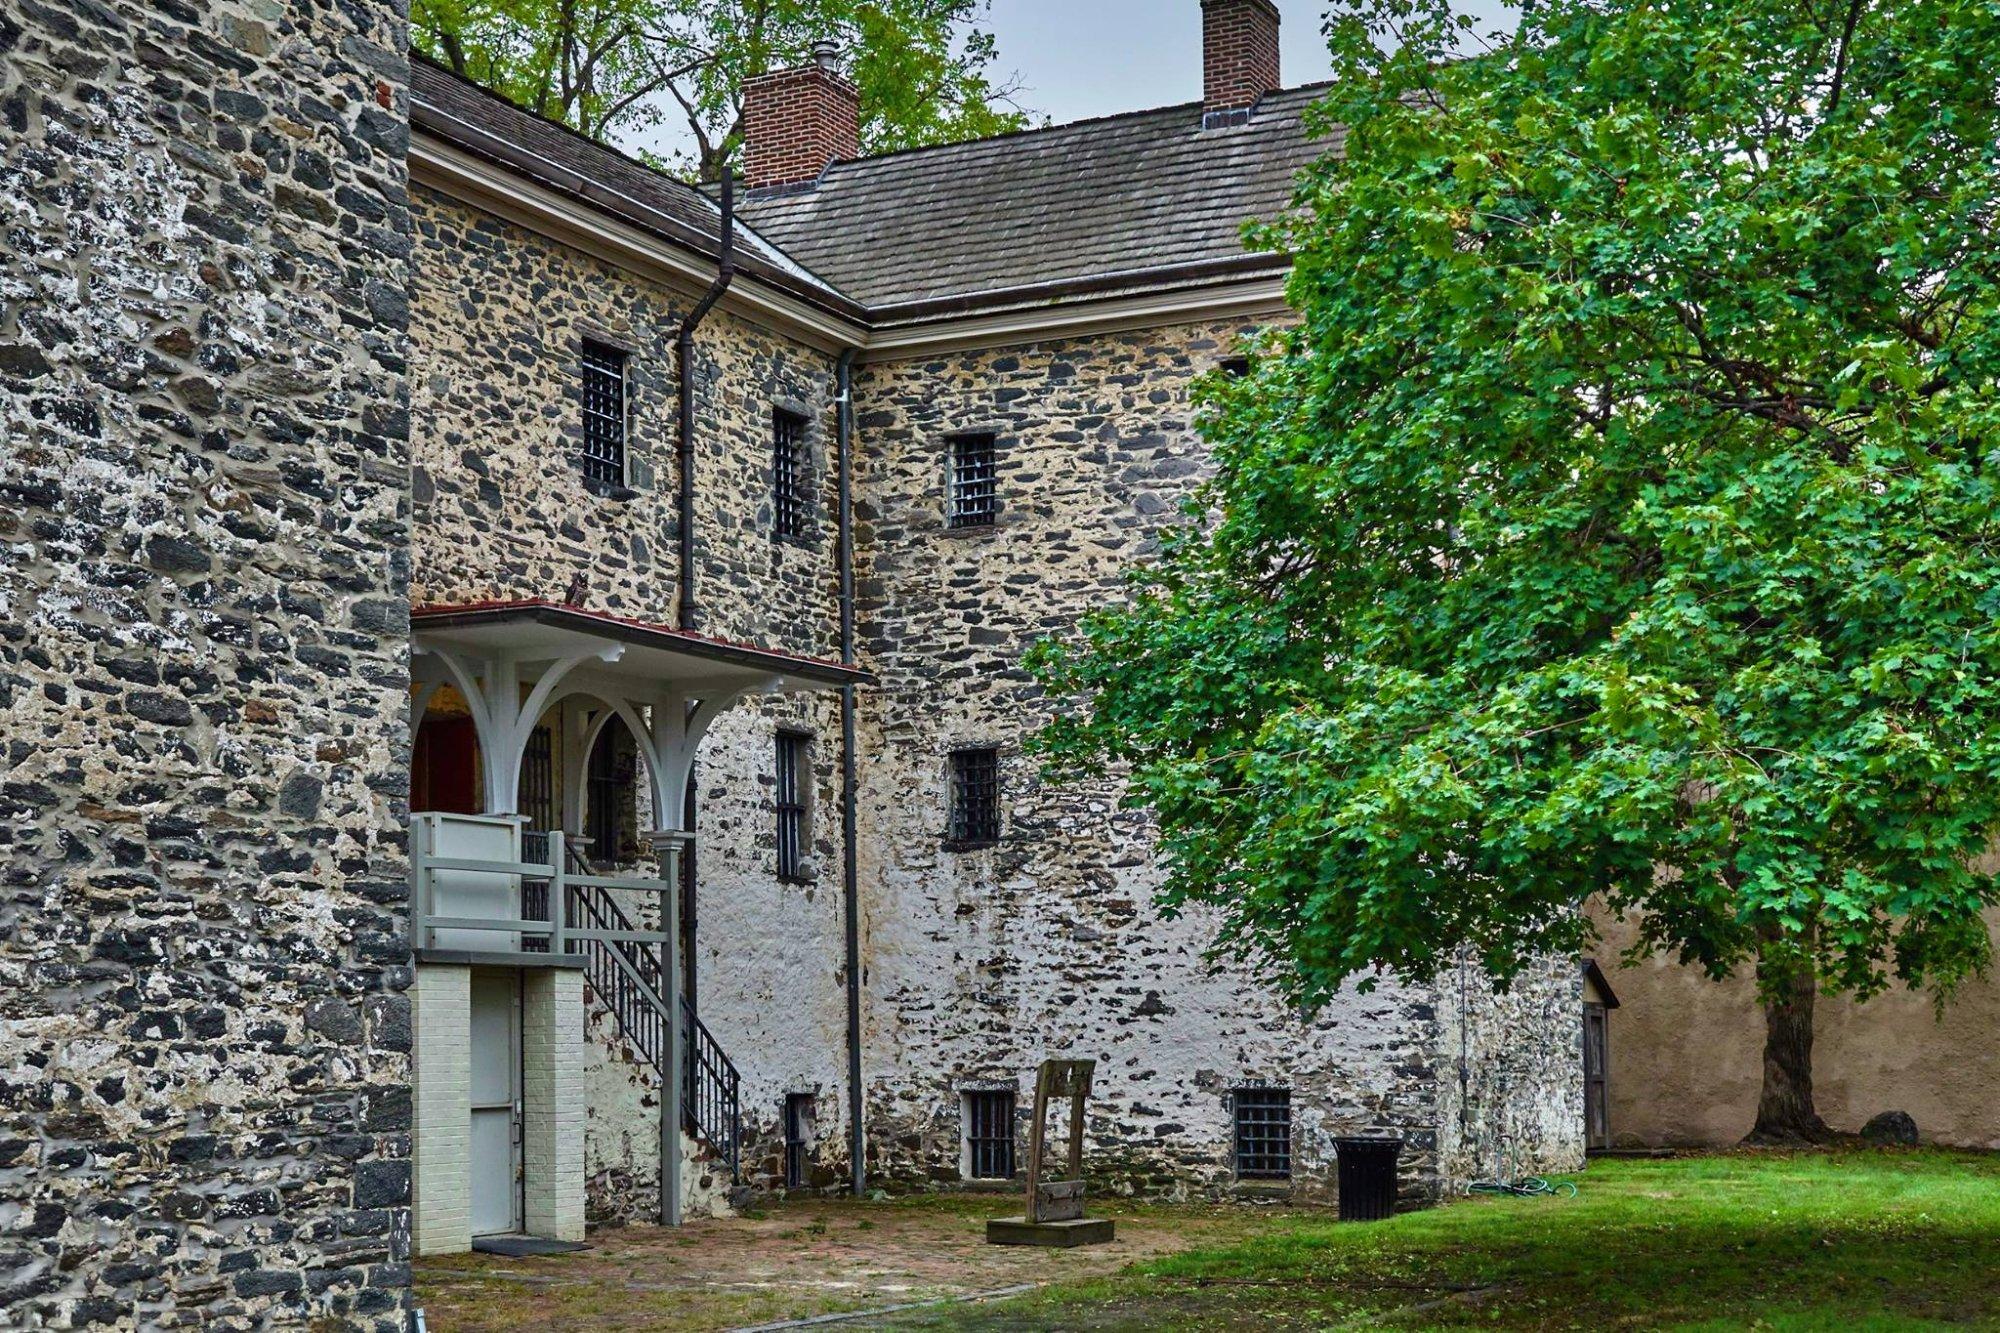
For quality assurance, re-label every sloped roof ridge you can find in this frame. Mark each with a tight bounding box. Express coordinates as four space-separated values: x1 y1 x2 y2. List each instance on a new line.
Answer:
802 81 1335 182
411 52 715 212
409 52 848 297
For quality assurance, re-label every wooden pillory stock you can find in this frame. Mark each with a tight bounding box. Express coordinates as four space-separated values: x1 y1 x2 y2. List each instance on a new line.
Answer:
986 1059 1116 1247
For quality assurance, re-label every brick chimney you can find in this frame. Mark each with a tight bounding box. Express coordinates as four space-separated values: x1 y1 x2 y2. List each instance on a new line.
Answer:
1202 0 1282 125
741 40 861 191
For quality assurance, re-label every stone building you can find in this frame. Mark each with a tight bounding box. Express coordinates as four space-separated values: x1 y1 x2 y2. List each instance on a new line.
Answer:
2 0 1588 1326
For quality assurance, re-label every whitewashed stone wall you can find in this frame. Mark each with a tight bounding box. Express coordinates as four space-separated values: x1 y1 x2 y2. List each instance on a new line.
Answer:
405 190 1584 1213
407 189 855 1220
850 326 1585 1198
1 0 416 1325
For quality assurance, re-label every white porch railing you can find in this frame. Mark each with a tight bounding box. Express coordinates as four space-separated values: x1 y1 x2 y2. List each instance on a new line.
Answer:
408 818 674 955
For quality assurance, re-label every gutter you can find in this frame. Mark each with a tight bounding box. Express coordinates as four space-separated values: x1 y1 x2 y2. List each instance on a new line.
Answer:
676 168 735 632
836 347 865 1199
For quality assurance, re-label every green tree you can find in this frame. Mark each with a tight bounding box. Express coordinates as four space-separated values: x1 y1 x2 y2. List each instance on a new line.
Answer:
411 0 1029 179
1031 0 2000 1143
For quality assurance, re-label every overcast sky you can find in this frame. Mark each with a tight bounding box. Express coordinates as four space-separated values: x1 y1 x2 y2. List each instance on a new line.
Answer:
620 0 1519 165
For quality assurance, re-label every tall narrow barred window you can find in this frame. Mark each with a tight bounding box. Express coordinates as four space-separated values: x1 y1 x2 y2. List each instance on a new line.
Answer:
947 432 998 529
947 747 1000 847
580 340 628 486
776 731 810 880
773 408 810 539
585 726 624 859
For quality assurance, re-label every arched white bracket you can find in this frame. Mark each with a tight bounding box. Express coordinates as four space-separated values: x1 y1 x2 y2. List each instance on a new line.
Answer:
411 679 443 732
412 644 626 815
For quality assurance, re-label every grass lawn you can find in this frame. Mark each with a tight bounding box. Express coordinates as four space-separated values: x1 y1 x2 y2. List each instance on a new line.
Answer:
415 1150 2000 1331
884 1149 2000 1331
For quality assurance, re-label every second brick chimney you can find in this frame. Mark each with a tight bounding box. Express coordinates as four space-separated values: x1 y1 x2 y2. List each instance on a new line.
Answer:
741 40 861 191
1202 0 1282 125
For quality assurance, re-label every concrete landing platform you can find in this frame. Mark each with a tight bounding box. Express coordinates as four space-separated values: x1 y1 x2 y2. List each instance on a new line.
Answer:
985 1216 1117 1247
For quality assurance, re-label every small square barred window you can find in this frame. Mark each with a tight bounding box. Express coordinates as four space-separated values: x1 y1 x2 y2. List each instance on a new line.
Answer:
580 340 628 486
948 747 1000 846
773 408 810 539
964 1090 1016 1180
775 731 810 881
947 432 998 529
1233 1088 1292 1180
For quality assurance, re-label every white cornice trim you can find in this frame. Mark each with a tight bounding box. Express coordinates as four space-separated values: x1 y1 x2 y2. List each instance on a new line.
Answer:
411 131 1295 359
856 277 1292 361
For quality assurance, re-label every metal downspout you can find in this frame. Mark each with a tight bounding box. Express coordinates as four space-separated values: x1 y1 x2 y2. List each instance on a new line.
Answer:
664 168 734 1228
836 347 865 1200
676 168 735 632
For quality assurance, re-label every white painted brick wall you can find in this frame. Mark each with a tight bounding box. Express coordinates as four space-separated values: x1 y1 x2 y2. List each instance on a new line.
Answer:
412 963 472 1256
524 969 587 1240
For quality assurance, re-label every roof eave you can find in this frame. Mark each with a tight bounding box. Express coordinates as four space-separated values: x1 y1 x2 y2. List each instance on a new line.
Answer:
410 600 872 688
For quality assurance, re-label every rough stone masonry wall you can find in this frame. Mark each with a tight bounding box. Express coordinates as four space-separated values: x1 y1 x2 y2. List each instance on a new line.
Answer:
0 0 415 1327
852 324 1451 1200
1434 954 1587 1183
407 188 854 1217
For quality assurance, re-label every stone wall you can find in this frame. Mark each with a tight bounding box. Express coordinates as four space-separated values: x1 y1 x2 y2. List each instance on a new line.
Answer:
1434 954 1587 1184
407 187 842 661
404 182 1585 1216
406 188 857 1217
0 0 415 1326
847 324 1581 1200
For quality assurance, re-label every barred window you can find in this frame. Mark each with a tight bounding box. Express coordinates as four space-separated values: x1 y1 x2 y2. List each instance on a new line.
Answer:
585 726 624 859
1233 1087 1292 1180
776 731 810 881
518 724 555 835
947 432 998 529
784 1093 814 1190
963 1090 1016 1180
773 408 810 539
947 747 1000 847
580 340 628 486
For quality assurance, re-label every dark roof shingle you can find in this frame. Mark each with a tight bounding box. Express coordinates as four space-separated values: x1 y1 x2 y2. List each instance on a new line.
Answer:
736 86 1337 310
409 56 855 311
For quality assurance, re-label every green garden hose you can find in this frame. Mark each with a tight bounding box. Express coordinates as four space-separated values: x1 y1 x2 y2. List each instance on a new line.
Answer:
1466 1177 1579 1198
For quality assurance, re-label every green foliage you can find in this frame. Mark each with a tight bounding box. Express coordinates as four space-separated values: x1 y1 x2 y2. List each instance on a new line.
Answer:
1031 0 2000 1008
410 0 1029 176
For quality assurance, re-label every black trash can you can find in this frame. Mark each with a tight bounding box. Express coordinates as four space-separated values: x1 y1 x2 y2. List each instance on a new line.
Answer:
1334 1137 1401 1221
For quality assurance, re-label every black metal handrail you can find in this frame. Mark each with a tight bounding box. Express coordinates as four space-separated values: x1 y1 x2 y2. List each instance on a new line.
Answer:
564 845 741 1180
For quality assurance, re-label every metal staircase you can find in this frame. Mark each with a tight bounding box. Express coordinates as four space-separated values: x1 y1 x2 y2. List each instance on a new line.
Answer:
525 833 742 1180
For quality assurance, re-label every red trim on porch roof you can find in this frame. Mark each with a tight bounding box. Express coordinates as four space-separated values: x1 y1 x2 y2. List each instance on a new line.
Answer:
410 598 868 684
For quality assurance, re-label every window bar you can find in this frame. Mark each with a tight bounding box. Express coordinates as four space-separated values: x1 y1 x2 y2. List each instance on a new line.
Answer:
949 748 1000 845
1233 1088 1293 1180
774 409 809 538
948 433 998 528
580 341 627 486
965 1090 1016 1179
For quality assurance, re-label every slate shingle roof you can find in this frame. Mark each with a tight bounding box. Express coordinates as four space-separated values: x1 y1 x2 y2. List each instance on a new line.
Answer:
735 85 1338 311
410 54 1337 319
409 56 858 313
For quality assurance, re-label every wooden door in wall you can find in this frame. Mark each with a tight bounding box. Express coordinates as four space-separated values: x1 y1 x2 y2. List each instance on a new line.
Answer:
1583 1003 1611 1151
469 971 523 1236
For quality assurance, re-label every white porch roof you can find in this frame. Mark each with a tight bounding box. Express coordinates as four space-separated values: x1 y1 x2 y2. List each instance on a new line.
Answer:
410 598 867 694
410 598 864 825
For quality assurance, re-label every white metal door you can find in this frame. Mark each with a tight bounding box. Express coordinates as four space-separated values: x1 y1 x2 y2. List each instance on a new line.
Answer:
469 971 522 1236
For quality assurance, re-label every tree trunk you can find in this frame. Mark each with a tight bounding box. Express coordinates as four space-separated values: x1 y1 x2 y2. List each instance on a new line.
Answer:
1745 940 1832 1145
